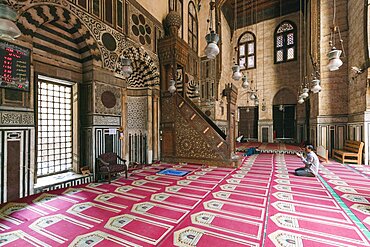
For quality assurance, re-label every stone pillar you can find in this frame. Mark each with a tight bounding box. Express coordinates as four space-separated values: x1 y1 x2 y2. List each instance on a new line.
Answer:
224 84 238 155
311 0 349 153
147 88 153 164
152 90 160 161
121 87 127 159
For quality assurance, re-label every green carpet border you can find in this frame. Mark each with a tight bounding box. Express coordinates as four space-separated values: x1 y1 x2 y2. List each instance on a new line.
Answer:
317 173 370 241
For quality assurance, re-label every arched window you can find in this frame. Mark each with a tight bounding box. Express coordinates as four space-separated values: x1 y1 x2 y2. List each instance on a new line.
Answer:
169 0 183 38
188 1 198 52
238 32 256 70
274 21 297 63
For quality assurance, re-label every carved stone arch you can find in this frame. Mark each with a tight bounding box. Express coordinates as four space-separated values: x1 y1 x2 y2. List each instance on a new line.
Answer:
122 46 160 88
16 4 102 64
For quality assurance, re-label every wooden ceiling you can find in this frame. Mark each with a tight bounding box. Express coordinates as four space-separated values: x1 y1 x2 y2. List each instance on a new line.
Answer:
221 0 302 30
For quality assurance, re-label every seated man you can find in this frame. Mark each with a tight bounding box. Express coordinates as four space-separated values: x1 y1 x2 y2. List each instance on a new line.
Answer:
295 144 319 177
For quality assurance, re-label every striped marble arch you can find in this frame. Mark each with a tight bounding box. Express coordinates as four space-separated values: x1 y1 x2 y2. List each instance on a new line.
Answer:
122 46 160 88
15 3 104 69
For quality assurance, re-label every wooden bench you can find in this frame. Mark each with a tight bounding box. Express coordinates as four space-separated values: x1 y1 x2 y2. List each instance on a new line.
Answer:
332 140 364 165
316 145 329 163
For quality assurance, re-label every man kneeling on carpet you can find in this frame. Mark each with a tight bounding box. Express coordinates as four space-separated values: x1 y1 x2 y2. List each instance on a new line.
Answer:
295 144 319 177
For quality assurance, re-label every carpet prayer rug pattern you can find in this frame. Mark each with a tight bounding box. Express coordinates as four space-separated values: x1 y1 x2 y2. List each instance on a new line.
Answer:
1 156 370 246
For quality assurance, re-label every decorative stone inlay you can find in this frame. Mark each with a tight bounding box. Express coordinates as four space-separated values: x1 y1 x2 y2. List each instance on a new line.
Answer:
129 4 154 50
131 13 152 46
2 112 21 126
122 47 160 88
95 83 121 115
101 91 117 109
0 111 34 126
11 0 162 73
101 32 117 51
127 96 147 131
93 116 120 126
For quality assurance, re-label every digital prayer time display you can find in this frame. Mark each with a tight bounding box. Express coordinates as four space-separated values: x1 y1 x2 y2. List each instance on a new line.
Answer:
0 41 30 91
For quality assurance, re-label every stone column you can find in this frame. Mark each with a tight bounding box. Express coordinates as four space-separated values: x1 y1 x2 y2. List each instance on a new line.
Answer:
312 0 349 153
152 89 160 161
224 83 238 155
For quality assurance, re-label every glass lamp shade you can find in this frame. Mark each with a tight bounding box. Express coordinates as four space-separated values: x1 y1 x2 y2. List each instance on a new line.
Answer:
327 48 343 71
298 97 304 104
301 88 309 98
232 65 242 80
254 99 259 106
241 75 249 89
205 42 219 59
0 18 21 40
168 79 177 93
250 93 256 100
311 78 321 93
122 65 133 75
0 4 21 40
194 85 199 96
205 31 219 59
279 104 284 111
118 56 133 76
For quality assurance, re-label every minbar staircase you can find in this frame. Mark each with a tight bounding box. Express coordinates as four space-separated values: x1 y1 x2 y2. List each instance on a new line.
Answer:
160 92 237 167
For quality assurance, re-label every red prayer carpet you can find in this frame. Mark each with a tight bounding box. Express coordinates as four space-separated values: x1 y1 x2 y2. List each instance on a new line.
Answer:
0 154 370 246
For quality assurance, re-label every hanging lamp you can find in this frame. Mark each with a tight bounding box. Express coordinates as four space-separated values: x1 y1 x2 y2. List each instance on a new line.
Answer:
120 55 133 76
204 1 219 59
232 64 242 80
241 74 249 88
327 0 344 71
298 96 304 104
311 77 321 93
0 2 21 40
168 79 176 93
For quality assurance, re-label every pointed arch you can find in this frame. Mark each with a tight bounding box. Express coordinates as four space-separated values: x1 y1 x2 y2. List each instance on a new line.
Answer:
17 4 102 63
273 87 297 105
121 47 160 88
